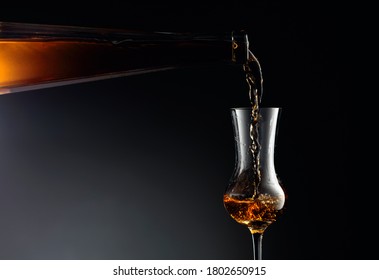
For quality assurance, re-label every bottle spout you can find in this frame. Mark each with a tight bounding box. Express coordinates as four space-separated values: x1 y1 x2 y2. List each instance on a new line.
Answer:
232 30 250 64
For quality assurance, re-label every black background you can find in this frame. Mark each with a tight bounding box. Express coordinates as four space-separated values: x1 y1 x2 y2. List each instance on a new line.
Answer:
0 2 361 260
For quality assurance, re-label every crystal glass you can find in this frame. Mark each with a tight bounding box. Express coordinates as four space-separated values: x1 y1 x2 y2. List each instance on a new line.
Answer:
223 107 285 260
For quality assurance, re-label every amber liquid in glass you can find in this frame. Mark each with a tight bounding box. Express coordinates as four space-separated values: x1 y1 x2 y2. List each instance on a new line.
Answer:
223 194 283 234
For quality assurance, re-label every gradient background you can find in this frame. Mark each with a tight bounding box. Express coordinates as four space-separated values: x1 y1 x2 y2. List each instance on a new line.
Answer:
0 2 359 260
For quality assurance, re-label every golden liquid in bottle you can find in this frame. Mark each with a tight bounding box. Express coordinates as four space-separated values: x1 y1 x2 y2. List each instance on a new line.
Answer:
0 38 231 94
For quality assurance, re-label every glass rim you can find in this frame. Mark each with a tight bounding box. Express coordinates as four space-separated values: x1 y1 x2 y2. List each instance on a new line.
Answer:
230 106 282 110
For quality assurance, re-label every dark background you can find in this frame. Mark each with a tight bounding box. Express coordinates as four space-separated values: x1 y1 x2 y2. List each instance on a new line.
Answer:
0 2 359 260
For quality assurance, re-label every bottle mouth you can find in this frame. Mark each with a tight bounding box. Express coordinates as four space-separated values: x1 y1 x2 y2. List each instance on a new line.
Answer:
231 30 249 64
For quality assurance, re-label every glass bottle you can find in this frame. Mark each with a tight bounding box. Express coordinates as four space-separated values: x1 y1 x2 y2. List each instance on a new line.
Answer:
0 21 250 94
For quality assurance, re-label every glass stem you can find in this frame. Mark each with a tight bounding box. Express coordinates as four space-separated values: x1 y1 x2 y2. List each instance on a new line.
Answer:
251 232 263 260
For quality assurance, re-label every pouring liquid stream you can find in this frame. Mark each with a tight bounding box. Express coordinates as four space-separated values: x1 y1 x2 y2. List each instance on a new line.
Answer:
245 49 263 196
